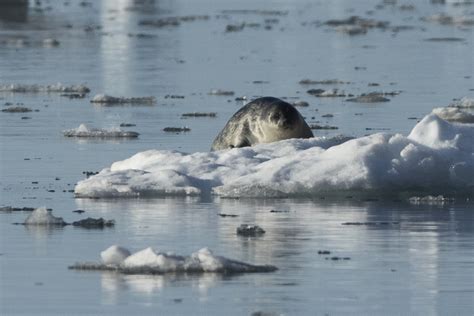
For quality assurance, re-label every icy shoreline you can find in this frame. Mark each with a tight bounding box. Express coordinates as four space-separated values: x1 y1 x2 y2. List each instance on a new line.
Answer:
75 110 474 199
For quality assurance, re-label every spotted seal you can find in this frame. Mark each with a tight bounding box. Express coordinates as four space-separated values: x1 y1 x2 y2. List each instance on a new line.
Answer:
211 97 314 151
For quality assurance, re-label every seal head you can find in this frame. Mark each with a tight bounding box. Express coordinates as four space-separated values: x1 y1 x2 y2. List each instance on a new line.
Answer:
211 97 313 151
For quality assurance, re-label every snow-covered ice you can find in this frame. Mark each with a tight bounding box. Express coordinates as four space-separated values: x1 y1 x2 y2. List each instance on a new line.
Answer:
101 245 131 265
24 207 66 226
70 246 277 274
75 112 474 199
63 124 139 138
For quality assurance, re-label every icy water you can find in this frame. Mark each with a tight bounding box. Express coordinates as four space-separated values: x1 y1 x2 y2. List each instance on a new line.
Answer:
1 0 473 315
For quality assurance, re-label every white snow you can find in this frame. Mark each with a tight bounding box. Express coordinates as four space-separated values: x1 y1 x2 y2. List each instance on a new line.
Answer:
101 245 131 265
63 124 139 138
71 246 277 274
24 207 66 226
75 112 474 199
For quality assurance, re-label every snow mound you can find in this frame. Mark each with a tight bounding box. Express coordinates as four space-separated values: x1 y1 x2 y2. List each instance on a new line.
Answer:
70 246 277 274
63 124 139 138
75 113 474 199
0 83 90 93
24 207 66 226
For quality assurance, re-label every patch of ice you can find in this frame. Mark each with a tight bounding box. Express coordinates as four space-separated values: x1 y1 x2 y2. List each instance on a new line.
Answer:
101 245 131 265
70 246 277 274
432 107 474 123
408 195 455 205
90 94 156 104
75 113 474 199
63 124 139 138
0 83 90 93
24 207 66 226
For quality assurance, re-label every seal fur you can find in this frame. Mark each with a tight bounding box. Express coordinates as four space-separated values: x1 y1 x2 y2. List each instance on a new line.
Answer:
211 97 313 151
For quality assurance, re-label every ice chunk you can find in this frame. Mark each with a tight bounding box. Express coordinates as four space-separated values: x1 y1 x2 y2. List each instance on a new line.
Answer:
101 245 132 265
90 94 155 105
75 112 474 199
24 207 66 226
70 246 277 274
63 124 139 138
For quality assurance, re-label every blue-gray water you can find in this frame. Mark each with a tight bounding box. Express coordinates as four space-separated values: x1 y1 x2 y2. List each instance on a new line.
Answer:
1 0 473 315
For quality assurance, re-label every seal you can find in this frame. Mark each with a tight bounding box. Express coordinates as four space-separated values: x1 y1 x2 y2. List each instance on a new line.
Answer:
211 97 314 151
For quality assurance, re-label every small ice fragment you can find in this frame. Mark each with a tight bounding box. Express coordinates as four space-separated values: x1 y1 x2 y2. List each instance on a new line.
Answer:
90 94 156 104
100 245 131 265
24 207 66 226
236 224 266 236
43 38 60 47
63 124 139 138
208 89 235 96
0 83 90 93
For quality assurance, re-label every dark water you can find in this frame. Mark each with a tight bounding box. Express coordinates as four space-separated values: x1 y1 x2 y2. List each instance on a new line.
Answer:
1 0 473 314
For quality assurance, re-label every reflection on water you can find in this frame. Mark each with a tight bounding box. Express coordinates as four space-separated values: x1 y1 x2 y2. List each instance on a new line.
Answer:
101 271 223 305
72 197 474 313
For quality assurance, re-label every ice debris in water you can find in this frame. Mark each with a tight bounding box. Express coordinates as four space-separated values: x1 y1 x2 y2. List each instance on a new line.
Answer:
24 207 66 226
408 195 455 205
75 112 474 199
0 83 90 93
236 224 266 236
90 94 156 105
432 107 474 123
63 124 139 138
71 246 277 274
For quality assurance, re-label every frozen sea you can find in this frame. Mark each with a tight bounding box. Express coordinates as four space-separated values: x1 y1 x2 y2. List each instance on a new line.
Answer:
1 0 473 315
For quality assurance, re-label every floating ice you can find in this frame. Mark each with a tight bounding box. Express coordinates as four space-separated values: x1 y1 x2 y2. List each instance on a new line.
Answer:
408 195 455 205
432 107 474 123
24 207 66 226
70 246 277 274
75 113 474 199
101 245 131 265
90 94 156 105
63 124 139 138
0 83 90 93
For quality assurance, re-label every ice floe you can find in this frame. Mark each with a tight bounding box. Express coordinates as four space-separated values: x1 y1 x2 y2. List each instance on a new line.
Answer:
0 83 90 93
70 246 277 274
63 124 139 138
90 94 155 105
75 112 474 199
24 207 66 226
